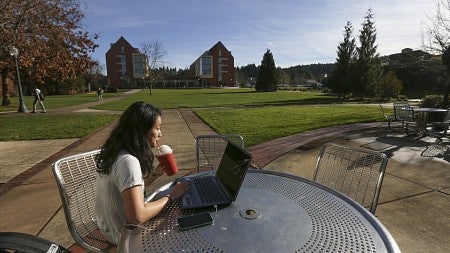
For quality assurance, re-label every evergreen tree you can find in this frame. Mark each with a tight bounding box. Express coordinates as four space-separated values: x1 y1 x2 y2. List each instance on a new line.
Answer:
355 9 382 98
375 71 403 100
255 49 278 92
328 21 356 97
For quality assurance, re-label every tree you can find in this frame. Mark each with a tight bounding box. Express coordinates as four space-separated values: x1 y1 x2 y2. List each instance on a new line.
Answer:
442 46 450 106
375 71 403 100
140 40 167 94
422 0 450 107
355 9 381 98
328 21 356 97
255 49 277 92
0 0 98 101
422 0 450 52
84 61 105 91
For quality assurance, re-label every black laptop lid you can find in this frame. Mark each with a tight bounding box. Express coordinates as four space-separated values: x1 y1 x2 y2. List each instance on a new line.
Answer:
216 141 252 200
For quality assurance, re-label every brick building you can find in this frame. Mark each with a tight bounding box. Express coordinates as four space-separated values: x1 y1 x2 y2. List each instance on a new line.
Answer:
105 38 235 88
189 41 235 87
105 36 143 88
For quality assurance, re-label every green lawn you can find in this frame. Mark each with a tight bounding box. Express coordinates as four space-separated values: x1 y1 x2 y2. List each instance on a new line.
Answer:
91 88 340 110
195 105 383 146
0 114 118 141
0 89 386 143
0 92 120 112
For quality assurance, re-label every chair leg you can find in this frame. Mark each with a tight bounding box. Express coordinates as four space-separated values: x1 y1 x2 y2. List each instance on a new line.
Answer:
405 122 415 136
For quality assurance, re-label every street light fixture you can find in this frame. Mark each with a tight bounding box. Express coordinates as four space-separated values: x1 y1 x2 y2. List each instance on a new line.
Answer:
9 46 28 113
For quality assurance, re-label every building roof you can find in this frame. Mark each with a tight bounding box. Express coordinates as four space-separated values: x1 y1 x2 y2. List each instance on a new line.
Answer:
106 36 139 55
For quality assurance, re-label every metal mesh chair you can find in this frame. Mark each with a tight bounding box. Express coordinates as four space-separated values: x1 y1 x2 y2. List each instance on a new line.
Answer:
0 232 70 253
52 150 116 253
313 143 388 214
379 104 396 128
393 102 415 127
195 134 244 172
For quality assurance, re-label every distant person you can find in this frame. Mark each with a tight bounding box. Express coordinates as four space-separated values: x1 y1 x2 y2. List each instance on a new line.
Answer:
32 86 46 113
97 87 104 101
94 101 190 244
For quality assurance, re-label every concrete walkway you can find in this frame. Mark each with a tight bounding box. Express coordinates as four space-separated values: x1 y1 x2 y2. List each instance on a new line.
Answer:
0 91 449 252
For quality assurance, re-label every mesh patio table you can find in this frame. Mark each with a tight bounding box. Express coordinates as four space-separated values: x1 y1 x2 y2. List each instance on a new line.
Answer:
119 169 400 253
413 107 448 135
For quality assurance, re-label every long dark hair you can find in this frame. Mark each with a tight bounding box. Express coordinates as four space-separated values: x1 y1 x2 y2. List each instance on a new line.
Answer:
96 101 161 177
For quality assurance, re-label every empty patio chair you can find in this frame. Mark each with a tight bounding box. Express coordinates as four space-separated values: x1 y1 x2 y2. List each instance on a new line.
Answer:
393 102 415 127
313 143 388 214
196 134 244 172
52 150 117 253
379 104 396 128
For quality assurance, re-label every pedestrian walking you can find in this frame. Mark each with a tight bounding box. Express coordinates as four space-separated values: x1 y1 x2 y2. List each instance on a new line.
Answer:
32 86 46 113
97 87 104 101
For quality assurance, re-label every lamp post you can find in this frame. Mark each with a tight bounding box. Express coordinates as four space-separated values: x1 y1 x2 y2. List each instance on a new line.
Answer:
9 46 28 113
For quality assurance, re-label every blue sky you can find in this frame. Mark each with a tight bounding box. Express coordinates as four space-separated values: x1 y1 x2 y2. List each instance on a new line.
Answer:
84 0 435 70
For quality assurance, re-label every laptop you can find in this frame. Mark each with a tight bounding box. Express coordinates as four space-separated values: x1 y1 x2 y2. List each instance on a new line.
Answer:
179 140 253 210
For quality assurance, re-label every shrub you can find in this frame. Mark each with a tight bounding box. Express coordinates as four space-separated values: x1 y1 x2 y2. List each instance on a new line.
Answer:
397 95 408 101
419 95 444 108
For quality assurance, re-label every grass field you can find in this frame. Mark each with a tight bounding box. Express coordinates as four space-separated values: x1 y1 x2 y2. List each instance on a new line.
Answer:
91 88 341 110
0 89 386 143
195 105 383 146
0 114 118 141
0 92 119 112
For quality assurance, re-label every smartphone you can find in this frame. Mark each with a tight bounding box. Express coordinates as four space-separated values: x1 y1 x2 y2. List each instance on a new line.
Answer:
177 212 213 231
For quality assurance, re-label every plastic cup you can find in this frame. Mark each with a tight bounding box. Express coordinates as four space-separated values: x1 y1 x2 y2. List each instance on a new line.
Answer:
156 145 179 176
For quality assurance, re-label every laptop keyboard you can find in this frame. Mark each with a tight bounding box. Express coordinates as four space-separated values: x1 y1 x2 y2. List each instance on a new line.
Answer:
194 176 226 204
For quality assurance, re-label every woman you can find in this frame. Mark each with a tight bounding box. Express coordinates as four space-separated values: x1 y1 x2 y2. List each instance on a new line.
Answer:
95 101 190 244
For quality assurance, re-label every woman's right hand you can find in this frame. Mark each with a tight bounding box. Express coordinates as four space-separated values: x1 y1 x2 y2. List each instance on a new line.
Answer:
168 181 191 200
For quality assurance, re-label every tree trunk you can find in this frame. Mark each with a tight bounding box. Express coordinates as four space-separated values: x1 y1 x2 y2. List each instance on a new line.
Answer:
443 70 450 108
1 68 11 106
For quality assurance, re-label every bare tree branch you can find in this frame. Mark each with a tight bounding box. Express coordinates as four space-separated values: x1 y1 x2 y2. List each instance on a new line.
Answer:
422 0 450 53
140 40 167 70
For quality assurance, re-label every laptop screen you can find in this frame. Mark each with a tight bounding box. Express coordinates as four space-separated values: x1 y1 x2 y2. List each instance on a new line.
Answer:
216 141 252 200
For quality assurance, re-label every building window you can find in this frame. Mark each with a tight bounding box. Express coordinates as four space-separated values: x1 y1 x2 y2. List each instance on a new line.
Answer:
121 55 127 77
200 56 212 76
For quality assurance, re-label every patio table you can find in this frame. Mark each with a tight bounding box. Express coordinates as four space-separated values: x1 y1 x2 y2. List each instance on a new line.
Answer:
413 107 448 135
118 169 400 253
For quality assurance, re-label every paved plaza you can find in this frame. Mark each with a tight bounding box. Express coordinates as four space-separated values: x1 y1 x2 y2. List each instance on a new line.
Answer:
0 91 449 252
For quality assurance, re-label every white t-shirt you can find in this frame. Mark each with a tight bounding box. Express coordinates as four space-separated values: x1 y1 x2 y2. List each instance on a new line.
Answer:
95 150 144 244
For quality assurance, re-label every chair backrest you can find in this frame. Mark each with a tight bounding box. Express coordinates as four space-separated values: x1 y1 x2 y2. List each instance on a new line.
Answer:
52 150 116 253
379 104 394 119
195 134 244 172
379 104 396 127
379 104 387 118
393 102 415 122
313 143 388 214
442 109 450 123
